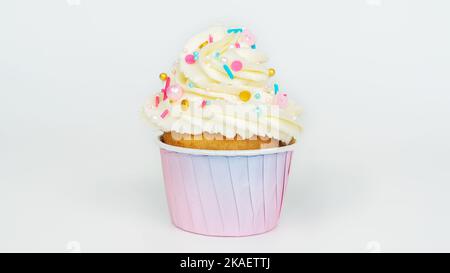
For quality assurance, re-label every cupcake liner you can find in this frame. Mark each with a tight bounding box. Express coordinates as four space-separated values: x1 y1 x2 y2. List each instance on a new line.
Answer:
158 137 294 237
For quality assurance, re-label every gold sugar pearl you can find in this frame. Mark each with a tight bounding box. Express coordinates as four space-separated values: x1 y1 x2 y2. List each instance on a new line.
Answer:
159 72 168 81
181 99 190 111
239 90 251 102
268 68 276 77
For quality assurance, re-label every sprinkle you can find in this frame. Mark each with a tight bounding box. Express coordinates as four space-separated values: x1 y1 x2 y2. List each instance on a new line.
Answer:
181 99 189 111
227 28 243 34
193 51 199 60
209 34 213 43
154 95 160 107
164 77 171 90
274 83 279 94
223 64 234 79
162 77 171 100
213 52 220 59
243 29 256 46
268 68 276 77
201 100 207 108
160 109 169 119
167 84 183 101
239 90 251 102
251 44 256 49
230 60 243 72
274 92 288 108
159 73 168 81
185 54 196 64
188 82 194 88
199 41 208 49
254 92 261 99
235 42 240 48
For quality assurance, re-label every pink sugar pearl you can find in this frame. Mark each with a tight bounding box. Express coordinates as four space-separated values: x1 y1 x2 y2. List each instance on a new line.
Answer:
167 84 184 101
242 29 256 46
274 92 288 108
185 54 196 64
230 60 243 72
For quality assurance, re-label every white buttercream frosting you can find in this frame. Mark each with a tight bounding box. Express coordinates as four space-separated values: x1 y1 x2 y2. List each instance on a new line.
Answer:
144 26 302 143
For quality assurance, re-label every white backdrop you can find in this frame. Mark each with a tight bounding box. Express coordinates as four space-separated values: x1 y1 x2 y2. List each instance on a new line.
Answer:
1 0 450 252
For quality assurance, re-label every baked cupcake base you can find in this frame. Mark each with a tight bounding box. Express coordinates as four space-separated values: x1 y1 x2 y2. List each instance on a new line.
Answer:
162 131 294 150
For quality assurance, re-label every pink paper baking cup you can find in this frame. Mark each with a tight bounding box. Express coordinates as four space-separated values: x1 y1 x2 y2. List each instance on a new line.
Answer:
157 137 295 237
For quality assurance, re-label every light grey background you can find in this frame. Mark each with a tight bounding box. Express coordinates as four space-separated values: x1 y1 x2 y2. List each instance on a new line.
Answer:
1 0 450 252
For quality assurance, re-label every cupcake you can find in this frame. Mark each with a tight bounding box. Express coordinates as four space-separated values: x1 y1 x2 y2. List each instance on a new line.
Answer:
144 26 302 236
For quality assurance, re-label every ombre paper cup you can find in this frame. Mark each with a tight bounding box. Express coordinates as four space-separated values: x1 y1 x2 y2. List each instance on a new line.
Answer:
157 136 295 237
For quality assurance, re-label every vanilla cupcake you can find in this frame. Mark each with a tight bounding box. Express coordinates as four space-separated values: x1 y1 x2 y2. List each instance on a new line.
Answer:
144 26 302 236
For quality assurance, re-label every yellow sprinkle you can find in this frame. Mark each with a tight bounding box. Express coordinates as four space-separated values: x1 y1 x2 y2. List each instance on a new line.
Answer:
159 73 168 81
199 41 209 49
181 99 190 110
268 68 276 77
239 91 251 102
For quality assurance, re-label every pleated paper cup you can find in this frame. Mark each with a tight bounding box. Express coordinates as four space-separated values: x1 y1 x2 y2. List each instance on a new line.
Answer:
157 136 295 237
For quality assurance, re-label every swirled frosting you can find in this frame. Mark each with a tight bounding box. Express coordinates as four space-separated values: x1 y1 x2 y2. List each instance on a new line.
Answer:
144 26 302 143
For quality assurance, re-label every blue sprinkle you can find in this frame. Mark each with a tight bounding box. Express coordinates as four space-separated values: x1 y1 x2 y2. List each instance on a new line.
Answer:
194 55 199 60
193 51 199 56
214 52 220 59
188 82 194 88
251 44 256 49
254 92 261 99
274 83 279 94
227 28 243 34
223 64 234 79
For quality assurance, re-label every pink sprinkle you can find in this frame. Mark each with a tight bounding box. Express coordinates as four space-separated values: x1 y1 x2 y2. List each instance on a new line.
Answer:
274 92 289 108
235 42 240 48
160 109 169 119
209 34 213 43
201 100 207 108
242 29 256 46
162 77 170 100
154 95 160 107
230 60 243 72
185 54 196 64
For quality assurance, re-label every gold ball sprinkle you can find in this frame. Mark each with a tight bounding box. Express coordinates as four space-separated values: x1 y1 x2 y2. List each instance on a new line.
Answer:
181 99 190 111
239 90 252 102
159 73 168 81
268 68 276 77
